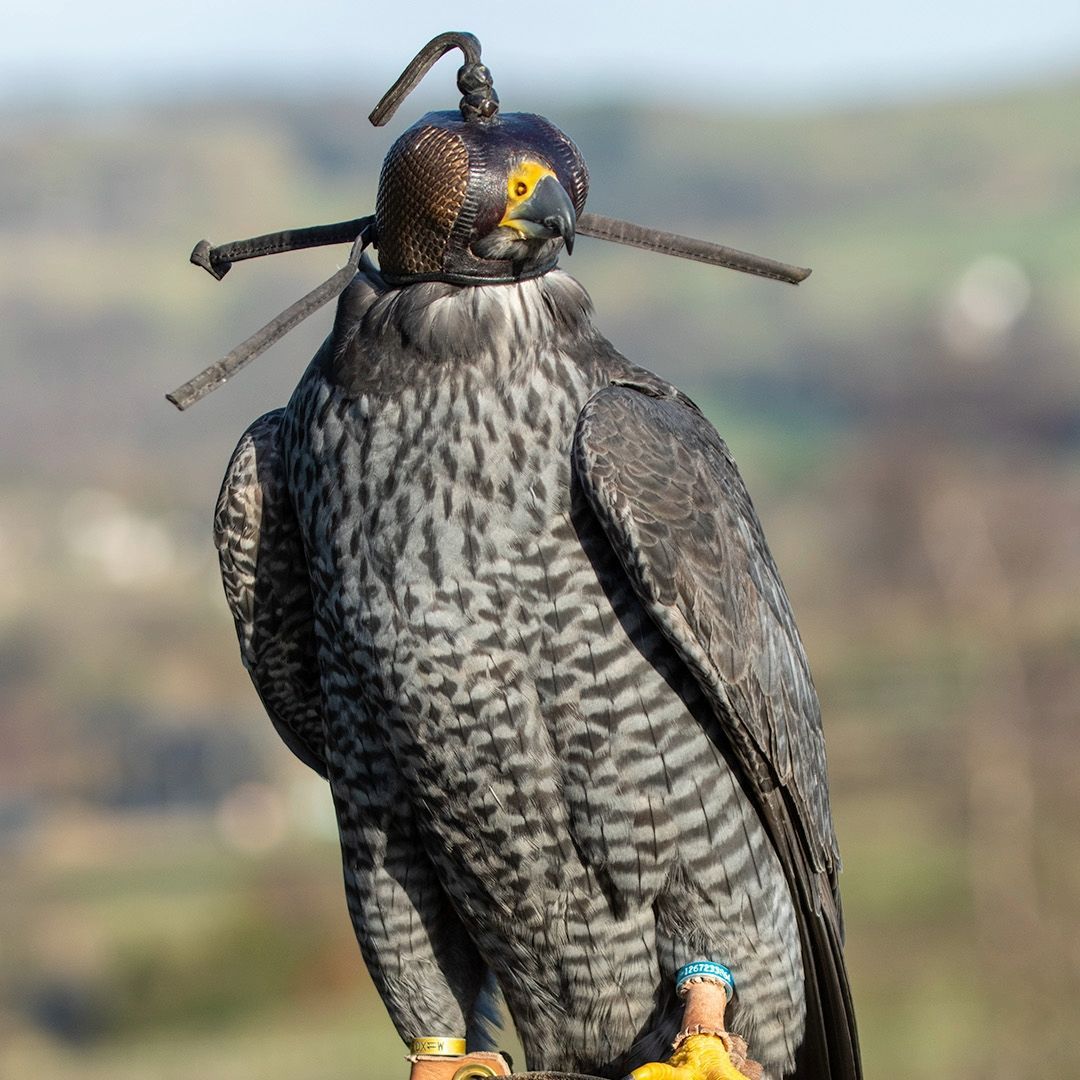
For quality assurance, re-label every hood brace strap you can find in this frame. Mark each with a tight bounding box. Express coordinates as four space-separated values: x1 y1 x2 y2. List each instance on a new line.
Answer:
167 212 810 411
167 222 372 410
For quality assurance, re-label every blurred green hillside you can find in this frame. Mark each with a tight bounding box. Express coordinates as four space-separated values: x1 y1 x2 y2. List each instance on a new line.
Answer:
1 77 1078 1079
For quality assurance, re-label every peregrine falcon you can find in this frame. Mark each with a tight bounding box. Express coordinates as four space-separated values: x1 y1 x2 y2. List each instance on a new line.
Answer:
209 33 860 1080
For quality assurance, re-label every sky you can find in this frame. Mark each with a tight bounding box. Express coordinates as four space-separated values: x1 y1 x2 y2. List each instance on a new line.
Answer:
4 0 1080 108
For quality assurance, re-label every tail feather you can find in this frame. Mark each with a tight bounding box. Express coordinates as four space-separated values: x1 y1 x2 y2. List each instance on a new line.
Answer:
468 969 507 1053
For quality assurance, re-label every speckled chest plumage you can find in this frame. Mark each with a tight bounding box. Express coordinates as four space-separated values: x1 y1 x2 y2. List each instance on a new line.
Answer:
280 268 803 1076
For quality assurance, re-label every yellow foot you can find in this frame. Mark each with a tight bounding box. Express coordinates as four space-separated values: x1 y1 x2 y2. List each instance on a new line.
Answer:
628 1033 763 1080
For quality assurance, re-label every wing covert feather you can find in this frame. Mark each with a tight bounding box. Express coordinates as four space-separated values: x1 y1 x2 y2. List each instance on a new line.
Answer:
215 410 326 776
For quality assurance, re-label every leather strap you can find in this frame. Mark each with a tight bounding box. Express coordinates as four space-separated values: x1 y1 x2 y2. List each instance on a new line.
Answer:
167 227 371 410
369 32 498 127
186 211 808 289
190 217 373 280
576 213 809 284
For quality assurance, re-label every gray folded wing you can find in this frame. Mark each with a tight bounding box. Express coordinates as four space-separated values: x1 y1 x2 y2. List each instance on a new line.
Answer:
573 380 860 1079
214 409 326 777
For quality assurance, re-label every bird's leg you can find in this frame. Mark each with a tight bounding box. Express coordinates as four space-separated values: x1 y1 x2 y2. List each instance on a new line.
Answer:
628 967 763 1080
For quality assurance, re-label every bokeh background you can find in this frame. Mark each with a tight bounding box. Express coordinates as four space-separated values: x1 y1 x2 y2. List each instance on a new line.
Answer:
2 2 1079 1077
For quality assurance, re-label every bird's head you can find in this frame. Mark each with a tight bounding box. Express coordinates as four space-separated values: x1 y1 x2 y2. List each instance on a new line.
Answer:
375 110 588 286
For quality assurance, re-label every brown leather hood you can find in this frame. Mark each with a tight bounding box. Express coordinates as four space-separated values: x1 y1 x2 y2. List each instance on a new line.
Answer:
375 110 589 285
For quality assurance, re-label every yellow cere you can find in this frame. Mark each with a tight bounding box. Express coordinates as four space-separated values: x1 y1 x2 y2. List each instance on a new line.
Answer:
501 160 556 219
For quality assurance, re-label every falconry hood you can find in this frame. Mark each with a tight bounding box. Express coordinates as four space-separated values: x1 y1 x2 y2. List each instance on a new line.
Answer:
371 33 588 286
168 31 811 410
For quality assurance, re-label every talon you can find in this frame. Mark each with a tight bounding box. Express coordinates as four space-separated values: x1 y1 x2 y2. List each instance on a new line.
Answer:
629 1034 761 1080
628 1064 685 1080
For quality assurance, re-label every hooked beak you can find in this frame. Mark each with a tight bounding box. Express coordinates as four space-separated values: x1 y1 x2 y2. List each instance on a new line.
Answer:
500 174 577 255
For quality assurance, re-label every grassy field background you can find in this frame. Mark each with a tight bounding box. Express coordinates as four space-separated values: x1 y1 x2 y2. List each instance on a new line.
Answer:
1 76 1078 1078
